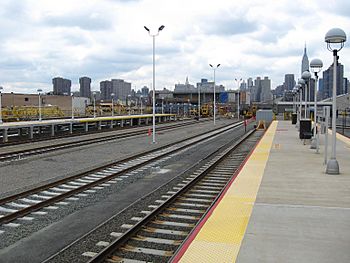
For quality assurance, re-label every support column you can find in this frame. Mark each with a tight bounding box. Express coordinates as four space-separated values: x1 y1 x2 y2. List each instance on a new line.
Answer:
85 123 89 132
121 120 124 127
146 118 149 125
51 124 55 137
130 119 133 127
3 128 8 143
70 123 73 134
98 121 102 130
158 116 161 123
110 120 114 129
29 126 34 139
138 118 141 125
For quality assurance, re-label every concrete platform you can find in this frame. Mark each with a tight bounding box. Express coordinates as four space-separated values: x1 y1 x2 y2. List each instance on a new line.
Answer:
174 120 350 263
0 114 175 142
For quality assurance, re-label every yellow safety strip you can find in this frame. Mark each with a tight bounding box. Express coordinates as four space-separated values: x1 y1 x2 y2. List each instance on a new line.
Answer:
179 121 278 263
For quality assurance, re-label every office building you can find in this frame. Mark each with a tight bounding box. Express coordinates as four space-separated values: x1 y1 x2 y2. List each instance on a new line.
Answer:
260 76 272 102
284 74 295 91
322 62 344 99
141 86 149 96
52 77 71 95
111 79 132 101
79 76 91 98
100 80 112 100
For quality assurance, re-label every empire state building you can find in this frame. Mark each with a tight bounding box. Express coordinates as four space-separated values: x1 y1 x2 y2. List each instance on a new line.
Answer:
301 44 309 74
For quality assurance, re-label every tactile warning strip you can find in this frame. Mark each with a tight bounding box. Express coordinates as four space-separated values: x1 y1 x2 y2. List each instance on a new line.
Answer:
176 121 278 263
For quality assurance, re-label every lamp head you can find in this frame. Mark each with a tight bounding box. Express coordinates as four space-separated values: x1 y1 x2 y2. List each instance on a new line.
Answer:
325 28 346 51
301 71 311 80
310 58 323 73
158 25 165 31
325 28 346 44
144 26 150 32
298 79 305 85
209 64 213 68
37 88 43 93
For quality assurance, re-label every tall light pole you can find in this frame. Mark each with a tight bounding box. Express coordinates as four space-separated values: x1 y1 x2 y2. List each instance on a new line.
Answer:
294 84 301 128
235 78 242 119
37 88 42 121
161 97 164 114
71 92 74 120
198 85 201 119
0 86 3 124
127 94 131 115
325 28 346 175
209 63 220 125
310 58 323 152
111 93 115 117
140 95 143 115
302 71 311 118
93 91 96 118
297 79 305 128
144 25 165 144
292 86 297 113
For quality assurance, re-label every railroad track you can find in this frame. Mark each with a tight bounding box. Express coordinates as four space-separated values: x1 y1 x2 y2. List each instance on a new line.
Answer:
0 119 211 163
82 129 260 263
0 121 244 232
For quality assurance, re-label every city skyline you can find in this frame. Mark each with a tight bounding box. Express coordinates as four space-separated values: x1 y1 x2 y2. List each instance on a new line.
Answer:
0 0 349 94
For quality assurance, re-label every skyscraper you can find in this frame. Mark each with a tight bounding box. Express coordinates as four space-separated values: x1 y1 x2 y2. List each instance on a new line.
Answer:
79 76 91 98
111 79 131 101
260 76 272 102
284 74 295 91
53 77 71 95
301 44 309 75
322 62 344 99
100 80 112 100
141 86 149 96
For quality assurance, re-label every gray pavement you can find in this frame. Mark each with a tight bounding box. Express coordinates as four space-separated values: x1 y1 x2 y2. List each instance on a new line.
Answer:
237 120 350 263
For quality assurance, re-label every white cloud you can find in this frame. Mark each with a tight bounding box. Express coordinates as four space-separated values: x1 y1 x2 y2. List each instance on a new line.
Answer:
0 0 349 94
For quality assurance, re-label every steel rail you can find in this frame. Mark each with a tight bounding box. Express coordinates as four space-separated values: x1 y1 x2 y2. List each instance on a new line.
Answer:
87 129 256 263
0 122 243 225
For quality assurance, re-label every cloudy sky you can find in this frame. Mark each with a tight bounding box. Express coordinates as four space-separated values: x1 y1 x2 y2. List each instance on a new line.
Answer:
0 0 349 94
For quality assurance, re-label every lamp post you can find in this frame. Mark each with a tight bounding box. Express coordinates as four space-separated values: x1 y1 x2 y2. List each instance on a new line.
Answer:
198 85 201 119
111 93 115 117
0 86 3 124
302 71 311 119
161 97 164 114
292 86 297 114
144 25 165 144
93 92 96 118
140 95 143 115
37 88 42 121
71 92 74 120
310 58 323 152
235 78 242 119
294 84 301 127
297 79 305 128
325 27 346 175
209 64 220 125
127 94 131 115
